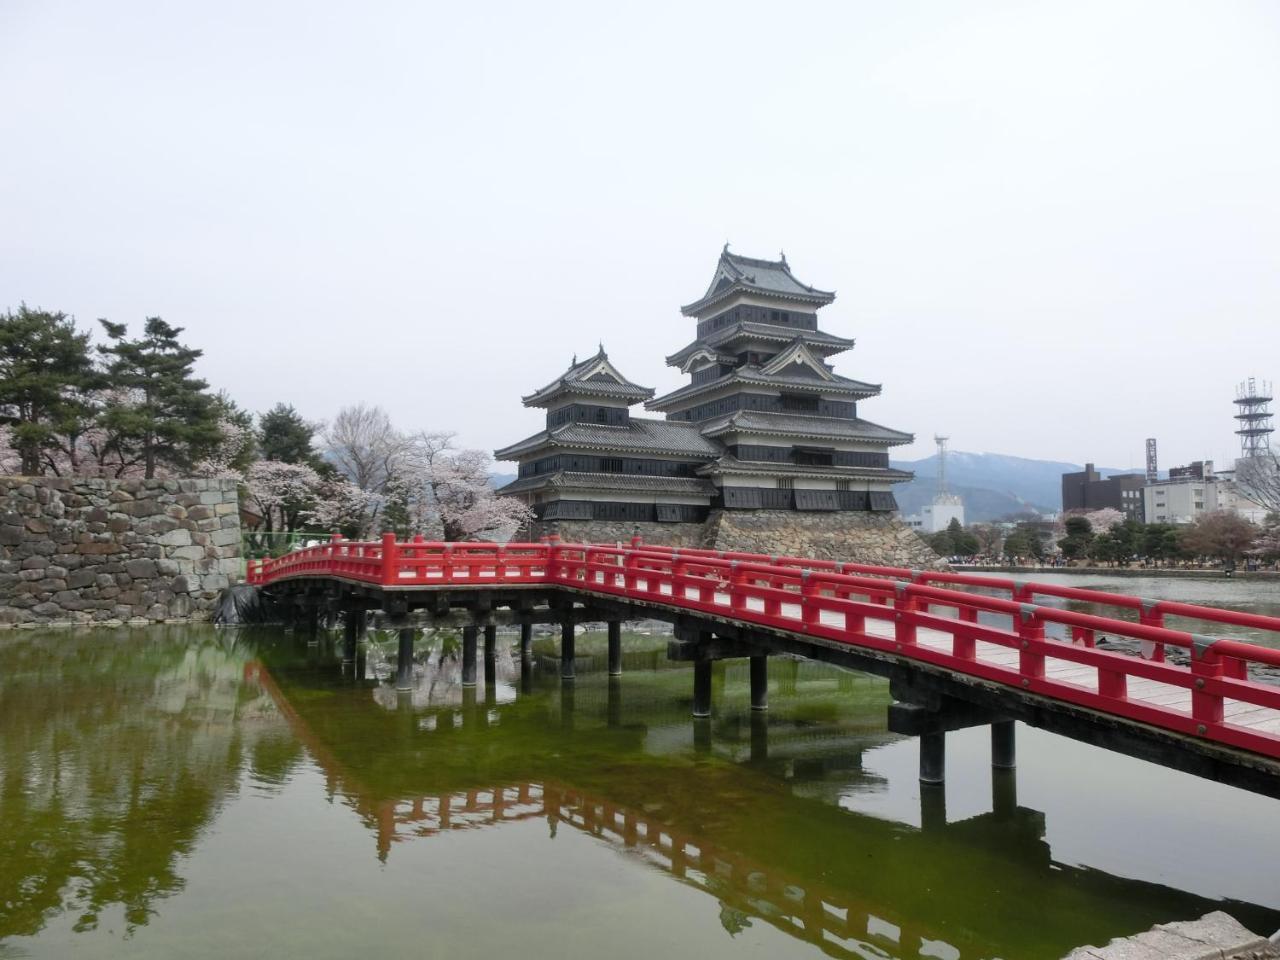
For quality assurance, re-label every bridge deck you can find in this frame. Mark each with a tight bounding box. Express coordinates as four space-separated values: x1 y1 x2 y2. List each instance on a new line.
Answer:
248 536 1280 779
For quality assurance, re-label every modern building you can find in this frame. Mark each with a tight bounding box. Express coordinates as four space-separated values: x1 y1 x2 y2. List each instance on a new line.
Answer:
495 247 919 549
904 435 965 534
1142 462 1219 525
1061 463 1145 522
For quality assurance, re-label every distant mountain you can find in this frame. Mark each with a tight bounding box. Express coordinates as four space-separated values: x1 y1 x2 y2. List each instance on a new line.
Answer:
892 451 1144 522
490 472 517 489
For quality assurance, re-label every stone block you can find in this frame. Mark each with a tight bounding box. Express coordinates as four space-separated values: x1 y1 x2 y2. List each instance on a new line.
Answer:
157 558 180 576
170 545 205 562
67 569 98 590
186 505 214 521
157 528 192 547
171 574 199 594
125 558 158 578
0 525 23 546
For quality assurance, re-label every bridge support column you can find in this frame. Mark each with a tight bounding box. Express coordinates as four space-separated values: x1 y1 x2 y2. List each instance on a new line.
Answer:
395 627 415 690
920 731 945 785
607 676 622 728
343 611 359 662
462 625 478 687
304 604 320 641
607 621 622 676
991 720 1016 769
520 622 532 660
750 711 768 762
750 655 768 711
560 621 575 681
483 625 497 690
692 658 712 718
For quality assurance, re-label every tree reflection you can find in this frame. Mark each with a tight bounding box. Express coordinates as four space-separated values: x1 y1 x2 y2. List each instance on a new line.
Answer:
0 628 279 938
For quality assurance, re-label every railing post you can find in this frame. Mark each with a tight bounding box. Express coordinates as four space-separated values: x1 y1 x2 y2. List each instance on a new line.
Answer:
1191 636 1224 727
801 573 821 630
1139 600 1166 662
894 582 917 647
1017 604 1045 681
381 532 399 586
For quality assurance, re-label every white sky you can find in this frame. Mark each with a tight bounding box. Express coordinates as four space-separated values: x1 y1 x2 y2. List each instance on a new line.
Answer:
2 1 1278 469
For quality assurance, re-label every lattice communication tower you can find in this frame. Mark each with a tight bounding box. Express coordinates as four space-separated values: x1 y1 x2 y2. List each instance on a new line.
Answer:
1235 379 1274 458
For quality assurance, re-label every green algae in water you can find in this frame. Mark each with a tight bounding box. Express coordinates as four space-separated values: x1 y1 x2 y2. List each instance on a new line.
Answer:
0 624 1277 960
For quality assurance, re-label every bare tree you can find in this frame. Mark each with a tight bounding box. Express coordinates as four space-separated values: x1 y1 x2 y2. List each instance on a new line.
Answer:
1233 452 1280 515
322 404 407 494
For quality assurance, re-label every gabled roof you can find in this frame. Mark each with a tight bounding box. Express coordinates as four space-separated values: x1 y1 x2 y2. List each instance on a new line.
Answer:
759 340 835 380
647 367 881 412
666 323 854 367
700 410 914 446
521 346 655 408
494 417 721 461
681 247 835 317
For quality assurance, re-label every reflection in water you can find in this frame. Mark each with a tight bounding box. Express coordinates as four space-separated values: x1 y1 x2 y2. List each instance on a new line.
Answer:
0 624 1277 960
0 628 283 938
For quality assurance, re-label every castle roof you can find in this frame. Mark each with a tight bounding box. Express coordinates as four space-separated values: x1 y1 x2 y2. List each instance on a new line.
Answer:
696 455 914 483
667 323 855 367
498 472 716 498
647 365 880 412
681 248 835 317
494 417 720 461
699 410 914 446
521 347 654 407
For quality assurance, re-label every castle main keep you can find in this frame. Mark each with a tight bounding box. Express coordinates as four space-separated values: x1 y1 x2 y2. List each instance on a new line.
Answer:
495 247 936 566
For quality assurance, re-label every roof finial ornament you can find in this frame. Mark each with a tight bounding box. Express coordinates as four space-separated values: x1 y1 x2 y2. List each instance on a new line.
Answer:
779 249 787 266
571 352 577 366
722 240 730 255
598 340 605 355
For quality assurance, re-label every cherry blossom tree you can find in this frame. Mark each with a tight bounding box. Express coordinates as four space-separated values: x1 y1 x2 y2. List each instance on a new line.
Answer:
1081 508 1124 534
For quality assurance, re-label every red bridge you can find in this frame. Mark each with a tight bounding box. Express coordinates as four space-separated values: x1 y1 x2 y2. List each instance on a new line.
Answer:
248 533 1280 796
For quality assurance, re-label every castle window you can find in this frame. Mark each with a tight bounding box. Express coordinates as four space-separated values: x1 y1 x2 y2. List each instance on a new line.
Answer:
776 478 794 490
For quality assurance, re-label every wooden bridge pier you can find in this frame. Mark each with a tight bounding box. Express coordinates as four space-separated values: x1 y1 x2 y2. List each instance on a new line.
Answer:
395 626 415 690
607 621 622 676
462 624 478 687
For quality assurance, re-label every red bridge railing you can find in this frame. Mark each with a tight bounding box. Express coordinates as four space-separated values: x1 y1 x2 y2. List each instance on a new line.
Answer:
247 534 1280 760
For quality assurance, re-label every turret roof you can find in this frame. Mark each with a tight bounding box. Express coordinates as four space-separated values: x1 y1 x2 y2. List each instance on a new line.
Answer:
682 248 835 317
521 347 654 407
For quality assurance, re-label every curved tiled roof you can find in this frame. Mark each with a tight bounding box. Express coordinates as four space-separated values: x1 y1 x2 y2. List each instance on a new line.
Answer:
666 323 854 366
700 410 913 446
494 418 721 461
522 347 654 407
696 456 914 482
499 472 716 498
682 250 835 316
648 367 880 412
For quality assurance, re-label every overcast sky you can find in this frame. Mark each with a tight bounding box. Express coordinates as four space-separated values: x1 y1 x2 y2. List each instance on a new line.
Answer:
3 1 1278 470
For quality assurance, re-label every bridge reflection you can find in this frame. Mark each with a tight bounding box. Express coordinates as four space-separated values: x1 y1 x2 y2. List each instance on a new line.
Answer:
250 631 1280 959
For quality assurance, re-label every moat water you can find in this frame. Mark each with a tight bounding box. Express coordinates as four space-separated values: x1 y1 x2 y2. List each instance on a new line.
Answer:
2 579 1279 959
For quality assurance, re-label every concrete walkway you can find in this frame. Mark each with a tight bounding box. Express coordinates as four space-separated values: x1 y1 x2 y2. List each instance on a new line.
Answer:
1064 912 1279 959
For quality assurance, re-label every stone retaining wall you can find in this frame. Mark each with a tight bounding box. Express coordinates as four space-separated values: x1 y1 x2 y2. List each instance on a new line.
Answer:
529 510 940 568
0 476 242 627
704 509 941 568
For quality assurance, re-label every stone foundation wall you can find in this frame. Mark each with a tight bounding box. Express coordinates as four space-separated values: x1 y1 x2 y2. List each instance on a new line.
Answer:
527 511 940 568
527 518 707 547
704 510 941 568
0 477 242 627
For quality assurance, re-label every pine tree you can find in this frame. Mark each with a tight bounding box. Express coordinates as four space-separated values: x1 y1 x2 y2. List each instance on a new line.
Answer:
0 305 97 475
258 403 322 468
97 317 222 478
